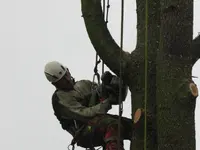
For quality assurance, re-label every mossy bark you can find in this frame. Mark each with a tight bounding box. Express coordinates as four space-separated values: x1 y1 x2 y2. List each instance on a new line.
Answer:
81 0 198 149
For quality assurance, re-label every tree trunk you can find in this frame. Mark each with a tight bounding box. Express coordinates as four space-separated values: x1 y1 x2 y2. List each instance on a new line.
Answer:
80 0 198 149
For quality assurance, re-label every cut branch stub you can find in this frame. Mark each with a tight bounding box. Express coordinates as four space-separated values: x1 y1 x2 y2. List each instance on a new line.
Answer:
134 108 143 124
189 83 198 97
174 80 198 105
134 108 153 125
133 108 155 141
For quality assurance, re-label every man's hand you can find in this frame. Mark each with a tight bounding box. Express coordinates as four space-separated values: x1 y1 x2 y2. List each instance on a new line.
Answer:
99 71 128 105
101 71 121 94
101 71 113 85
97 99 112 114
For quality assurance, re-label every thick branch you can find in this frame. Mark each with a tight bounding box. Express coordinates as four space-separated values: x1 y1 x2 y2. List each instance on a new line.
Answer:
80 0 132 78
191 35 200 64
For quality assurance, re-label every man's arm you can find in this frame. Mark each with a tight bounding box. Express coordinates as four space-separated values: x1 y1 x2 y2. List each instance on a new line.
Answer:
56 91 111 122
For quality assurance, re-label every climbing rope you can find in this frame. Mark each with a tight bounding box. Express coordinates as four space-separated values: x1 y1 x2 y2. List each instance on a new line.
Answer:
118 0 124 149
144 0 148 149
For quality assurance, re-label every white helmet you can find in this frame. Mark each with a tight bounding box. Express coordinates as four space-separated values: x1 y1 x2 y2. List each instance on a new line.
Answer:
44 61 67 83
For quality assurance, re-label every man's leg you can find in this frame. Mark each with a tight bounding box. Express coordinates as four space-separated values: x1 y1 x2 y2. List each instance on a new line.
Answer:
104 124 124 150
88 115 125 150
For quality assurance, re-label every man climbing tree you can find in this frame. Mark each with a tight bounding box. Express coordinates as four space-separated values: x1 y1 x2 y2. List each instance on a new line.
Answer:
44 61 133 150
81 0 199 149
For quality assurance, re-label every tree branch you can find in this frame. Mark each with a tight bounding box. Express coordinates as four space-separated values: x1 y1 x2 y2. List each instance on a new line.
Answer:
80 0 131 78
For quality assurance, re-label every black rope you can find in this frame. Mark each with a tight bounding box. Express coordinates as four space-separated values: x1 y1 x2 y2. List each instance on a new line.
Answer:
118 0 124 149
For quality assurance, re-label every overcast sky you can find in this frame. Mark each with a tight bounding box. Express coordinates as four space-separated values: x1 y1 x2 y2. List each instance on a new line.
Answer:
0 0 200 150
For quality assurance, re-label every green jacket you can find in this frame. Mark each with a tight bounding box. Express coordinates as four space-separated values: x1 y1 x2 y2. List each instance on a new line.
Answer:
52 80 110 131
52 80 95 134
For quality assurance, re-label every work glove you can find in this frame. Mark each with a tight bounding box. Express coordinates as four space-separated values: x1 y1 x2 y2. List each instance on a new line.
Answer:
101 71 121 93
97 96 113 114
100 71 119 96
100 71 128 105
110 76 120 87
101 71 113 85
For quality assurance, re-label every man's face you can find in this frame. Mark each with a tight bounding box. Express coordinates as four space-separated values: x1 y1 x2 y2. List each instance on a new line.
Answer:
54 68 74 90
62 70 74 90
